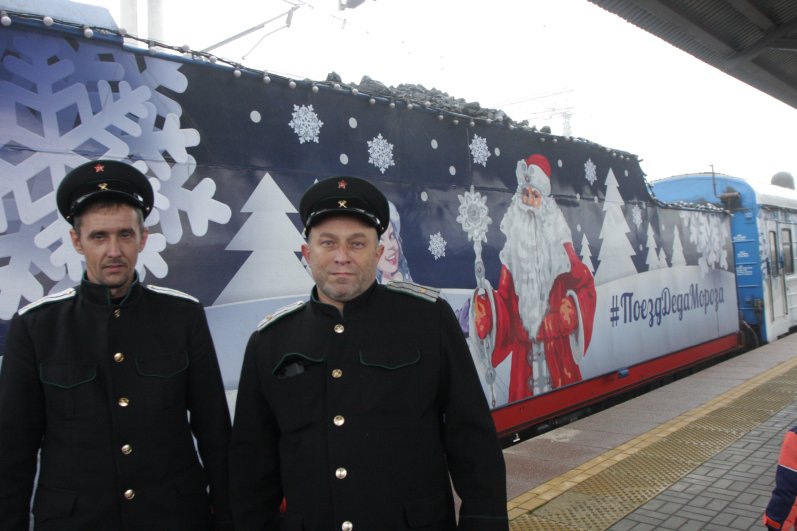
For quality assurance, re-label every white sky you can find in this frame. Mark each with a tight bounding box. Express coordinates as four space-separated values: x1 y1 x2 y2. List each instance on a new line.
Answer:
81 0 797 184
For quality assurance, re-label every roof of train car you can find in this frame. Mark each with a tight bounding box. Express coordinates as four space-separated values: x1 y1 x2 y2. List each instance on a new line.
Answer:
6 0 118 28
587 0 797 111
656 172 797 211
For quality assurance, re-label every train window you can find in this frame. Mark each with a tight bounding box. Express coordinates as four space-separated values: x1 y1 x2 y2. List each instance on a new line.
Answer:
769 231 780 276
782 229 794 274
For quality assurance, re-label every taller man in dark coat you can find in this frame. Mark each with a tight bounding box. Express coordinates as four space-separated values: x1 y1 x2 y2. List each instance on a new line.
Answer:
0 160 233 530
229 176 508 531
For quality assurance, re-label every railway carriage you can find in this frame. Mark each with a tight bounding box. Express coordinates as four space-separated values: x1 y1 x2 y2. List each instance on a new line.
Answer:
0 2 743 441
653 173 797 346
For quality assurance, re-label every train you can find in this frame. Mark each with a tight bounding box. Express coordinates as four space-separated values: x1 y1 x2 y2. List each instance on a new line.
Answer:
652 172 797 347
0 2 745 442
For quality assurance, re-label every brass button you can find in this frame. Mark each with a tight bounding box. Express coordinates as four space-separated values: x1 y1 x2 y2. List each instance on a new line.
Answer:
335 467 347 479
121 444 132 455
333 415 345 426
118 397 130 407
113 352 125 363
113 308 121 318
331 369 343 379
123 489 135 500
342 522 353 531
334 324 344 334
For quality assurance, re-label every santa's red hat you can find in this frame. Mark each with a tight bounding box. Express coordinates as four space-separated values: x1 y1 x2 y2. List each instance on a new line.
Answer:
515 154 552 195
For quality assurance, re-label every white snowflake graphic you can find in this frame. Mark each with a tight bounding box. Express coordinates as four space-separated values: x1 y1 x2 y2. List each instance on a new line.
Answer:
456 186 491 245
469 135 490 167
288 104 323 144
584 158 597 185
680 211 729 276
367 133 395 174
428 232 447 260
631 205 643 228
0 31 231 319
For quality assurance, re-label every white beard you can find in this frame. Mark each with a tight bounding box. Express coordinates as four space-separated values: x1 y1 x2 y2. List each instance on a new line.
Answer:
499 193 573 338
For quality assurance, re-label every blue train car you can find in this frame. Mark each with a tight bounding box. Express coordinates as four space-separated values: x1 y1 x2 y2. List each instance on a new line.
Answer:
653 173 797 344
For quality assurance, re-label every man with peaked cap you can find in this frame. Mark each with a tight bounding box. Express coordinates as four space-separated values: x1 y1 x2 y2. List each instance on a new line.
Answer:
0 160 233 530
229 176 508 530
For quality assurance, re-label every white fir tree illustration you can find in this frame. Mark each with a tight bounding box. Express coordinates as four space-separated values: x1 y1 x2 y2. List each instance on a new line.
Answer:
657 247 668 268
214 173 313 304
670 226 687 266
580 233 596 273
644 223 663 270
594 169 638 284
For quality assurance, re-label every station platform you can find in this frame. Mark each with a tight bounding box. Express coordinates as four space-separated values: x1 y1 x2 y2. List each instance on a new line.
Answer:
504 332 797 530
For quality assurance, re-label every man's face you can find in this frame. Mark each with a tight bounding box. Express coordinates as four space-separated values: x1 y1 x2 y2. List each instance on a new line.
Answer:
302 215 384 310
520 185 543 208
70 203 147 298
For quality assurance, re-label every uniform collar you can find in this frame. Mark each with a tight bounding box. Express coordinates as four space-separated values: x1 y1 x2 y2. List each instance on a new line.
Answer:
80 273 141 306
310 281 379 318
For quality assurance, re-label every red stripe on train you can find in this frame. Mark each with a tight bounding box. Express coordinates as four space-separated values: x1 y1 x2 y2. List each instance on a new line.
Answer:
492 333 741 439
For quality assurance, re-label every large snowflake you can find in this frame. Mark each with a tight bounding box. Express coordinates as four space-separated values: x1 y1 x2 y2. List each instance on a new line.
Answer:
0 30 231 319
428 232 447 260
680 211 729 276
584 158 597 185
367 133 395 174
631 204 643 228
288 104 323 144
469 135 490 167
456 186 491 245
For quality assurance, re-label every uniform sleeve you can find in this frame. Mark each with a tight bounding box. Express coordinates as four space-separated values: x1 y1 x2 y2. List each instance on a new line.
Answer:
229 331 284 530
0 314 45 531
186 305 234 531
764 429 797 529
437 300 509 531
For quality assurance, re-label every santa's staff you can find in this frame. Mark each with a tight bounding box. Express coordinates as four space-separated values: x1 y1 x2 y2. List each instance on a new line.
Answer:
456 186 497 405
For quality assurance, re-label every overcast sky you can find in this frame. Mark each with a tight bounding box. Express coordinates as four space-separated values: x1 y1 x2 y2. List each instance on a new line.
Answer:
83 0 797 184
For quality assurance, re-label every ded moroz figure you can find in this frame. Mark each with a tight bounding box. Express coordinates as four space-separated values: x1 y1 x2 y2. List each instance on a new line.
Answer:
229 176 508 530
0 160 233 531
472 154 597 403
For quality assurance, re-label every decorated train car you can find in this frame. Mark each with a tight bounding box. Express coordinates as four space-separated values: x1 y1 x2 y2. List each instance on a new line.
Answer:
653 172 797 346
0 4 742 440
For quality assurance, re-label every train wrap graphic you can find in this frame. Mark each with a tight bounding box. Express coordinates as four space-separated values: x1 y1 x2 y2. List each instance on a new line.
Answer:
0 12 740 437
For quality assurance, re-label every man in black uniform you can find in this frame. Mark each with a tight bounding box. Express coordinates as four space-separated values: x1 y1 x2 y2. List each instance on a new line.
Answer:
0 160 233 530
229 176 508 530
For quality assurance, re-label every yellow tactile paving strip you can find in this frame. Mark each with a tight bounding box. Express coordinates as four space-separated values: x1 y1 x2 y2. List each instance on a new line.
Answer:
507 354 797 530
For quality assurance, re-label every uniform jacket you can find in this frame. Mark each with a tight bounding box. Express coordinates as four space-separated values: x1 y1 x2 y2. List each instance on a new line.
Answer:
0 276 233 531
229 281 508 531
765 426 797 530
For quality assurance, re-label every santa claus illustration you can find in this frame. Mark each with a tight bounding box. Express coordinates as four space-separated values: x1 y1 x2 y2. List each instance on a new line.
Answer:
473 154 596 403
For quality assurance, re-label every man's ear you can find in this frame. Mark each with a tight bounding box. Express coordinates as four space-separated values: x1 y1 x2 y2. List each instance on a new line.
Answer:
301 243 311 261
70 228 84 255
139 228 148 252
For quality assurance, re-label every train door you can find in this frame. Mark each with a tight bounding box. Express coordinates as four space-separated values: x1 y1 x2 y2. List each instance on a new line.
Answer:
782 224 797 329
765 219 789 338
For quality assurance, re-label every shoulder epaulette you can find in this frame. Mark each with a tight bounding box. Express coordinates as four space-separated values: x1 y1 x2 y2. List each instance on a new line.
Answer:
144 284 199 303
257 300 306 331
385 280 440 303
18 288 77 315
